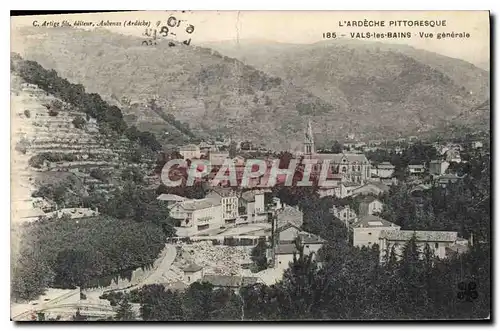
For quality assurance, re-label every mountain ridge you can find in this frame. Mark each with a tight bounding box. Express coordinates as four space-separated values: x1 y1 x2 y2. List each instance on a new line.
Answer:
13 27 489 149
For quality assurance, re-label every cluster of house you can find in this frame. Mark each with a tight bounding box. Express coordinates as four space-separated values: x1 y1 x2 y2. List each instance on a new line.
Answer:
174 122 484 203
165 204 326 289
158 187 276 236
352 214 469 262
329 188 470 262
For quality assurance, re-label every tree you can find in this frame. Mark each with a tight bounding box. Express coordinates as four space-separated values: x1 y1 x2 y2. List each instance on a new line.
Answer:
72 309 87 321
72 115 86 129
228 141 237 158
115 298 136 321
251 238 268 272
279 237 323 320
331 140 343 153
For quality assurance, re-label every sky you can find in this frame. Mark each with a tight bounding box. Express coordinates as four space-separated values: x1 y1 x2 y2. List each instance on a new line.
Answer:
11 10 490 67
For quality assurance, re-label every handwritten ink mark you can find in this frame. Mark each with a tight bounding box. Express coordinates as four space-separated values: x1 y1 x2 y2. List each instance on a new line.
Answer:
457 281 478 302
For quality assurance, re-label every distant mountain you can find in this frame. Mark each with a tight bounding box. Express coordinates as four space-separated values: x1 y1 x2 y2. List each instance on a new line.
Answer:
475 61 490 71
203 39 490 137
14 28 490 150
14 27 353 151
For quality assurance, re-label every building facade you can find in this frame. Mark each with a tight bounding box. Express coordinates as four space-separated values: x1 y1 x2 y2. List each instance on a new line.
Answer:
374 162 395 179
330 204 357 227
352 215 400 248
378 230 459 261
302 120 371 184
429 160 450 176
179 144 201 160
358 196 384 217
169 198 223 231
206 187 239 223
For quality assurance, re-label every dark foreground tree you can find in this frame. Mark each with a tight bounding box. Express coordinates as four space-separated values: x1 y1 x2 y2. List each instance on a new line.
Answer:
115 298 136 321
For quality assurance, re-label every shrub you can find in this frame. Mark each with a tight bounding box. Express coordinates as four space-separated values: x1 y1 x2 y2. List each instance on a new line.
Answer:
72 115 86 129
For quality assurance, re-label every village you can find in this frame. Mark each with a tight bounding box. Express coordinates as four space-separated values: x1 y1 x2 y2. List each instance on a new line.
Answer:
11 72 488 321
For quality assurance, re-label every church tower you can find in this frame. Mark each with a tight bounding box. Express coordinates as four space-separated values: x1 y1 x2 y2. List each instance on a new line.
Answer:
304 119 315 156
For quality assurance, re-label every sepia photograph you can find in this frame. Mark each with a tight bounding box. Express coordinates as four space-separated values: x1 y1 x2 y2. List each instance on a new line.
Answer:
9 10 491 322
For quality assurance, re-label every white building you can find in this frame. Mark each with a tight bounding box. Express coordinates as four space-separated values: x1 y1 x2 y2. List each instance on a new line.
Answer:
471 141 483 149
330 204 357 227
373 162 395 179
179 144 201 160
444 149 462 163
157 193 187 207
352 215 400 248
181 263 204 283
169 198 223 232
240 190 267 223
379 230 459 261
206 187 239 223
268 230 325 268
429 160 450 176
408 164 426 175
209 151 230 167
318 179 357 198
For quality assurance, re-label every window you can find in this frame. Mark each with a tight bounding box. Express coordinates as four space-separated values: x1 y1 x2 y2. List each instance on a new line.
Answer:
188 276 191 282
435 243 439 249
352 165 355 171
368 232 372 235
342 166 347 173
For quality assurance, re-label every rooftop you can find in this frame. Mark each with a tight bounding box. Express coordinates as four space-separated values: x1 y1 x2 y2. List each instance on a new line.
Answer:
180 144 200 151
182 263 203 273
314 153 369 164
377 162 395 169
157 193 187 202
408 164 425 169
241 191 256 202
277 205 303 228
379 230 458 242
353 215 398 228
355 181 390 192
209 186 237 198
178 199 220 211
275 244 299 255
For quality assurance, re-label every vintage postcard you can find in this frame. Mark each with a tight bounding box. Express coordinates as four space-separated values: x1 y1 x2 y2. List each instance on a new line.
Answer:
10 10 490 321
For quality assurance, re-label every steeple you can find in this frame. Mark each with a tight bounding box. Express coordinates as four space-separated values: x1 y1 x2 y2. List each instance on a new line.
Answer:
304 119 315 156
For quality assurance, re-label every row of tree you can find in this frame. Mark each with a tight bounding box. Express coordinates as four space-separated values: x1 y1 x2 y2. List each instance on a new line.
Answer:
11 214 170 301
99 237 489 321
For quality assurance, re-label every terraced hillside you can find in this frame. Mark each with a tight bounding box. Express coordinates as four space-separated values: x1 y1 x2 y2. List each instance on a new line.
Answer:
11 73 158 224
